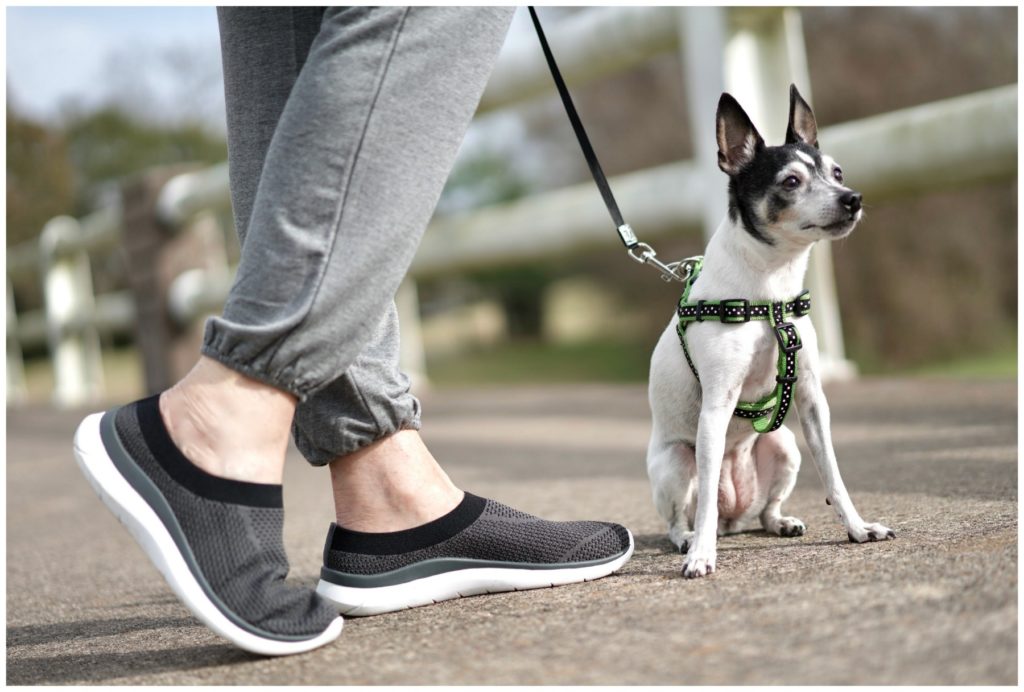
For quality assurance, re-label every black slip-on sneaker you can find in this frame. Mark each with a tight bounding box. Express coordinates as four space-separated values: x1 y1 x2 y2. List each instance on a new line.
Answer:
316 491 633 616
73 395 343 656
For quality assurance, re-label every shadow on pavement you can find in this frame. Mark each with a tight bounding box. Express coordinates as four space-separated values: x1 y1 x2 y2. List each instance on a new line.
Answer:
632 532 677 554
7 641 256 685
8 615 197 647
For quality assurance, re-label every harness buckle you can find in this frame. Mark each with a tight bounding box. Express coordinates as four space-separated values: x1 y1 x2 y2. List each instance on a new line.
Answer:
773 322 803 354
720 299 750 323
792 290 811 317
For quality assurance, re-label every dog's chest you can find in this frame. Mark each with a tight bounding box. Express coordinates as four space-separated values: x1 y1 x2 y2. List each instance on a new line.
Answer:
738 327 784 402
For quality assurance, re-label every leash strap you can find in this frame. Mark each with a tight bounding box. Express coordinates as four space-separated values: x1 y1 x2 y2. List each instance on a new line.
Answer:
675 257 811 433
528 6 638 250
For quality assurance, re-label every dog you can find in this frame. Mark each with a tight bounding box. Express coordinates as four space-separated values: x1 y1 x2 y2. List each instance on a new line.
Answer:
646 85 894 579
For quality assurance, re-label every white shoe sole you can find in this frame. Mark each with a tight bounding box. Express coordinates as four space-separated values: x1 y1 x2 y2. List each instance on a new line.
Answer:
316 531 634 617
73 412 343 656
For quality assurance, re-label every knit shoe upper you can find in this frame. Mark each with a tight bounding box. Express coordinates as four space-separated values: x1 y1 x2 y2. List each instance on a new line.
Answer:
112 397 339 639
323 492 632 576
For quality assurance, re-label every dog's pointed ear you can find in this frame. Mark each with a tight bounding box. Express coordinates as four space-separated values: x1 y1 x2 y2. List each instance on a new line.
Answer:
716 93 764 176
786 84 818 149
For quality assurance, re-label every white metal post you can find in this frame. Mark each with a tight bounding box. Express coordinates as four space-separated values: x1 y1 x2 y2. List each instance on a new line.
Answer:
680 6 730 242
723 8 856 380
39 216 105 407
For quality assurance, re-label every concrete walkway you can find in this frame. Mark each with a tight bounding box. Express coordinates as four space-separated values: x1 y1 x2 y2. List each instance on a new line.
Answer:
6 378 1017 684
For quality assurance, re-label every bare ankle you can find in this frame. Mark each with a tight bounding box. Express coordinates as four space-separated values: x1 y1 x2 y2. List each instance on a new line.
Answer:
329 430 462 532
160 357 295 485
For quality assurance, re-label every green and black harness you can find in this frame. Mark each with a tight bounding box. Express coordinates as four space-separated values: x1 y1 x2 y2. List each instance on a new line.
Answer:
675 257 811 434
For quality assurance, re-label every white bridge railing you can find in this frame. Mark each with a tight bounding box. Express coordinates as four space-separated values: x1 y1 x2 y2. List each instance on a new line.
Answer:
6 7 1018 407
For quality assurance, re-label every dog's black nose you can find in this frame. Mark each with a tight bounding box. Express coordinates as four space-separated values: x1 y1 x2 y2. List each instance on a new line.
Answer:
841 191 862 214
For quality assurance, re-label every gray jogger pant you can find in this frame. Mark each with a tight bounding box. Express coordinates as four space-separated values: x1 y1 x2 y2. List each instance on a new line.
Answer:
211 7 514 465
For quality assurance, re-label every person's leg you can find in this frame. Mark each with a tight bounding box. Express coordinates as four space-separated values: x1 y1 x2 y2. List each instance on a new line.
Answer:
72 8 346 656
212 4 478 536
212 5 454 531
216 6 325 249
207 6 507 533
200 6 513 400
154 6 629 625
200 6 631 614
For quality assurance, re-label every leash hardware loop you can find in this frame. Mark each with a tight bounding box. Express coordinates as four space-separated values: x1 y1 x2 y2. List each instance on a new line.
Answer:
626 242 689 283
626 241 654 265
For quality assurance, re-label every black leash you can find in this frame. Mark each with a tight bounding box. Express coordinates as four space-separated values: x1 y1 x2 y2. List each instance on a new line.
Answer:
528 7 687 283
527 6 637 249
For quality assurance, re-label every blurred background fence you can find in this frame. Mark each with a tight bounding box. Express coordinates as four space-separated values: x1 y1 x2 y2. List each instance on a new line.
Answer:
6 6 1018 408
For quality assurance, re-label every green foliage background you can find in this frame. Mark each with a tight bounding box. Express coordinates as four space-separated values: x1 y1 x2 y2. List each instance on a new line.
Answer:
7 106 226 247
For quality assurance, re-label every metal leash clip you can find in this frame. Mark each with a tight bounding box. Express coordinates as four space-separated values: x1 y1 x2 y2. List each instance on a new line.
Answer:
626 240 693 284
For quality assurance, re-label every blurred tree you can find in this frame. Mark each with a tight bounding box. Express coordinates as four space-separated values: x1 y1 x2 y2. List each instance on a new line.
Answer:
7 100 227 318
63 106 225 212
6 105 75 247
7 102 227 245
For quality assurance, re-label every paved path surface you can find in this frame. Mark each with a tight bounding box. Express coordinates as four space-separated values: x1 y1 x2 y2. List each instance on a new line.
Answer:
6 378 1017 685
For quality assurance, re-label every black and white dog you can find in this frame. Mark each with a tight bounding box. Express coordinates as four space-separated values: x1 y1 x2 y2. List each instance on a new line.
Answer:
646 85 894 579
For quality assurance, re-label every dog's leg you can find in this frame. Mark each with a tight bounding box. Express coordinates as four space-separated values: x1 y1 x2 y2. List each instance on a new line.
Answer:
683 401 737 578
753 426 805 537
795 324 895 543
647 439 696 552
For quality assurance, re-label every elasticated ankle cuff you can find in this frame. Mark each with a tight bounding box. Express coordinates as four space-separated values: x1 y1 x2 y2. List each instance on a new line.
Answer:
133 394 282 507
327 492 487 556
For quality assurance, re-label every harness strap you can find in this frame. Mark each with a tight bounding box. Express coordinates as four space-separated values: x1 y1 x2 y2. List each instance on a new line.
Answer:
675 257 810 433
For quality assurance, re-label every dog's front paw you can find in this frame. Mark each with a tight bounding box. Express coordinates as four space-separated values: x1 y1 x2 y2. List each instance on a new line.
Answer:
846 521 896 543
681 550 716 579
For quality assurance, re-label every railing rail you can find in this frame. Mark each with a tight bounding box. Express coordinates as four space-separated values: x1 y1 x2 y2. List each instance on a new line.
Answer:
419 84 1018 273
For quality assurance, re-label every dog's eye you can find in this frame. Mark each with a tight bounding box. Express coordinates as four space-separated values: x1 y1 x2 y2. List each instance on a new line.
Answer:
833 167 844 183
783 176 801 190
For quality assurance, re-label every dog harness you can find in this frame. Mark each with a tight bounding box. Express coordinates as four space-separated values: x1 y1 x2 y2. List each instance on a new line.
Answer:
676 257 811 433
